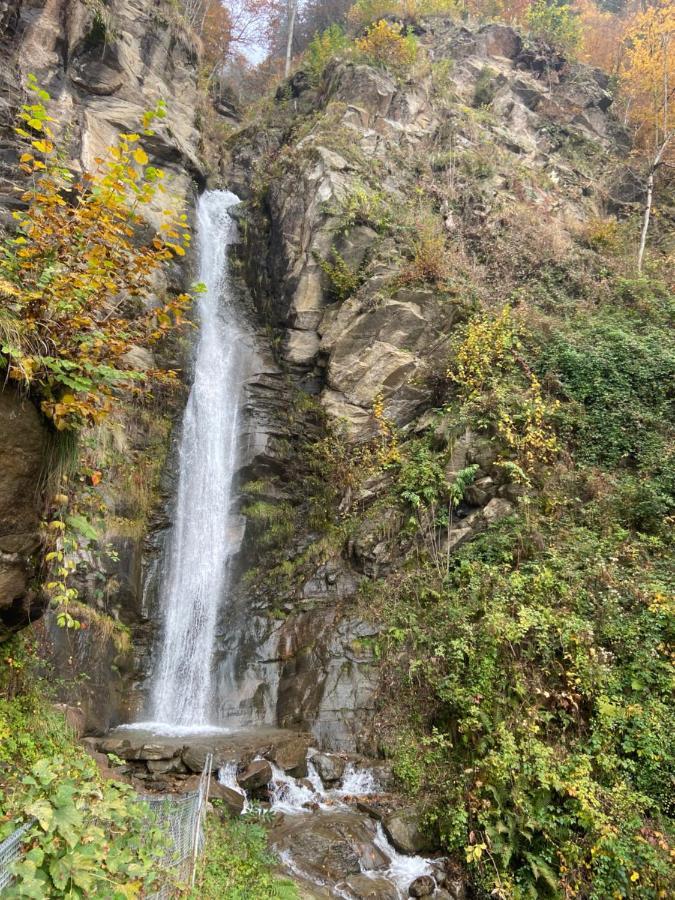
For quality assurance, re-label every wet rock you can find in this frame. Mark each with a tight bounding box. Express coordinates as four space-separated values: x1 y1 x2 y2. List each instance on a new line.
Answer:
408 875 435 897
311 752 346 785
382 808 437 855
121 742 178 762
238 759 273 791
210 781 246 817
271 810 389 884
266 734 310 777
345 874 399 899
147 758 187 775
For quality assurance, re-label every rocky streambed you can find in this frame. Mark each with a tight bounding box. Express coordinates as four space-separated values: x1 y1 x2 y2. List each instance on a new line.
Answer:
86 728 465 899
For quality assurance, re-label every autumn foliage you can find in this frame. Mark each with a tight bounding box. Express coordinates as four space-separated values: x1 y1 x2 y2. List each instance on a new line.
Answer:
354 18 418 70
0 77 192 430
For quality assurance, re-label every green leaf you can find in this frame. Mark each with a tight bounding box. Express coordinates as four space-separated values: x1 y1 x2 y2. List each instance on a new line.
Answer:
26 798 54 831
65 514 98 542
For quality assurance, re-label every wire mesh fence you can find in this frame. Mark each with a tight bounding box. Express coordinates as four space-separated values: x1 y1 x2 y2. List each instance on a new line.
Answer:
0 753 213 898
0 820 34 892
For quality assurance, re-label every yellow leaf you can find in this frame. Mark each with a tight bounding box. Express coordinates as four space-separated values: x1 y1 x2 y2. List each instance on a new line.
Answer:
31 139 54 154
133 147 149 166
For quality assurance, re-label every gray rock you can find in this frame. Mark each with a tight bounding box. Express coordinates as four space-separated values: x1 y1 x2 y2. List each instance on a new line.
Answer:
146 758 187 775
382 808 437 855
482 498 515 525
311 752 347 785
464 476 496 507
345 874 399 899
182 744 220 773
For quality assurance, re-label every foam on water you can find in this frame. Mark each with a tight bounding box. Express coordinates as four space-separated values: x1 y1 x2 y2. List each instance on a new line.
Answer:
372 823 433 894
115 721 232 738
269 763 327 815
336 763 380 796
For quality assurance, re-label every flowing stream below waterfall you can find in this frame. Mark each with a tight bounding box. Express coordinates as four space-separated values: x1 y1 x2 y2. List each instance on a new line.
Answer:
218 755 442 899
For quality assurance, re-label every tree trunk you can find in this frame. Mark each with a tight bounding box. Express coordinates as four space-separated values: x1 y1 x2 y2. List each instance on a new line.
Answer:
284 0 297 78
637 167 655 274
636 136 670 274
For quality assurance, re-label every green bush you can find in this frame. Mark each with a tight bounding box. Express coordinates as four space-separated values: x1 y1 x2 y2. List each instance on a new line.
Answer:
3 756 167 898
539 314 675 473
526 0 581 54
305 24 350 84
189 813 298 899
375 512 674 898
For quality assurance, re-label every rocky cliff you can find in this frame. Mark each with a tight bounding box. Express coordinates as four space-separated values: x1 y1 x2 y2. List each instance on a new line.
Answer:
219 18 637 750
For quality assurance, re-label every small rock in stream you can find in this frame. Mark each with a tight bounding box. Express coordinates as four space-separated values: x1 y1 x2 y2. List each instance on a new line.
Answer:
408 874 436 897
310 751 346 785
238 759 273 792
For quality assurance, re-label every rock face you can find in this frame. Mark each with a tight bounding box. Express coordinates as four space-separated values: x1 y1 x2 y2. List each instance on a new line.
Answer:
0 387 48 641
0 0 206 727
217 18 630 752
0 0 204 227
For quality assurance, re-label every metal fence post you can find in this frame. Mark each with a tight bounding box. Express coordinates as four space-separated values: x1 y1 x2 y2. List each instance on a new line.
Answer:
189 751 212 889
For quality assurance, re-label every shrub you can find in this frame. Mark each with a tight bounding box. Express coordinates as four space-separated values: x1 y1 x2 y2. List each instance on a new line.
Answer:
472 65 498 107
0 78 191 430
538 314 675 471
354 19 419 73
305 24 350 84
3 756 168 898
526 0 581 54
328 182 394 234
448 307 559 472
400 216 451 285
189 813 298 899
317 249 365 301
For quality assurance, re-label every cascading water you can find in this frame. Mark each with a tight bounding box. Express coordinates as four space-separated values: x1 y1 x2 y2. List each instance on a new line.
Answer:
145 189 243 728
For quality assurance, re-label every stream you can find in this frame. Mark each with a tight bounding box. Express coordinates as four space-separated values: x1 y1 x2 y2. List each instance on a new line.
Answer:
219 755 438 899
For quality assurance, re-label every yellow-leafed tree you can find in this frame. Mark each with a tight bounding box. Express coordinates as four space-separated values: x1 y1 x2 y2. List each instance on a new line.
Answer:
0 76 192 430
620 0 674 272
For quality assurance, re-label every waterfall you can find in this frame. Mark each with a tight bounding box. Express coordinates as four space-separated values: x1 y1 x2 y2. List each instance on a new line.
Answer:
146 189 242 728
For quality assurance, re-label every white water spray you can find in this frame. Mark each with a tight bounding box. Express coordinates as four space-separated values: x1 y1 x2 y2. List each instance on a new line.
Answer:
147 190 242 727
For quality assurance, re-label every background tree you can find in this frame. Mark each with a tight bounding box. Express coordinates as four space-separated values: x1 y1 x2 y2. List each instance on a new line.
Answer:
620 0 674 271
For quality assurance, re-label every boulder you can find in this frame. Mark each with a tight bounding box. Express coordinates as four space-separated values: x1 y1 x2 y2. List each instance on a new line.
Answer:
482 498 515 526
345 874 399 899
120 742 177 762
265 735 309 777
382 808 437 855
210 781 246 817
311 752 346 785
238 759 273 792
182 743 218 773
408 875 435 897
147 758 187 775
271 812 389 883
